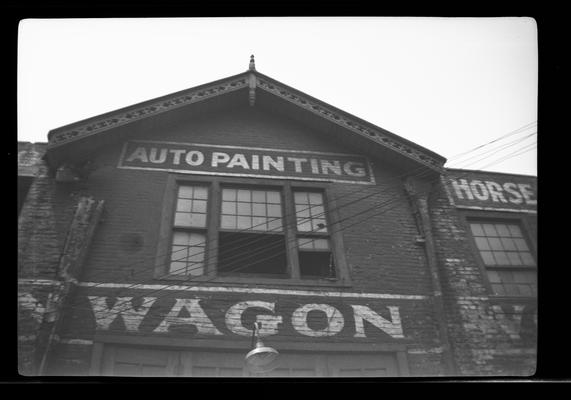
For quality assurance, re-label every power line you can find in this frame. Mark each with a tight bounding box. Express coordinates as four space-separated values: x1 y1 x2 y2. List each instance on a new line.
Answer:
60 142 535 323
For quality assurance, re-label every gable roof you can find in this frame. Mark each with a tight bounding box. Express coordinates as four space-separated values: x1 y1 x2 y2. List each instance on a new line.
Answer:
45 58 447 173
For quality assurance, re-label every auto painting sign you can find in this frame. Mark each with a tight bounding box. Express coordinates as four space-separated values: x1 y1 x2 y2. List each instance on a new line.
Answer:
118 140 375 184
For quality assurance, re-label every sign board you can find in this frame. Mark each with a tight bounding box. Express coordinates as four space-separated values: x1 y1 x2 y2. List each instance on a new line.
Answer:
446 171 537 212
118 140 375 184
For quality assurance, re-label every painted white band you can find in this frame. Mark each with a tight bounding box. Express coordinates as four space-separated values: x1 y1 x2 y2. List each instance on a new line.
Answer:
76 281 429 300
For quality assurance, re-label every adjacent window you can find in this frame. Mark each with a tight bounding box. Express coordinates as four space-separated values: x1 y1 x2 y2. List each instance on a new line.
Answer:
159 177 348 283
294 191 336 279
469 221 536 297
169 185 209 276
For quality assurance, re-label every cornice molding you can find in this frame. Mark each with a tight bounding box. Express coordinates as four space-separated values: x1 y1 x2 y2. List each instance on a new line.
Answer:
256 77 444 172
47 77 249 149
46 70 445 173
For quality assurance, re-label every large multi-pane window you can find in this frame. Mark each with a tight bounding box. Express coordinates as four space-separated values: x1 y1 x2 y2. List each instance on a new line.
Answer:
469 221 536 297
158 177 349 283
218 187 287 276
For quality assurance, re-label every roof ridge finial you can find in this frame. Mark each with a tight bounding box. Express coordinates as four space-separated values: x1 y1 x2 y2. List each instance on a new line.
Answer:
249 54 256 71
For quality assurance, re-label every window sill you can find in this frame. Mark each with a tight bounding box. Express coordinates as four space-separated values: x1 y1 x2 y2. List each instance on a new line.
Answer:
155 274 352 289
487 294 537 302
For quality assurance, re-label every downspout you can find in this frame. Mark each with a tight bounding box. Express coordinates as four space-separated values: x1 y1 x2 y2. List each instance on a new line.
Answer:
404 176 457 375
38 196 104 375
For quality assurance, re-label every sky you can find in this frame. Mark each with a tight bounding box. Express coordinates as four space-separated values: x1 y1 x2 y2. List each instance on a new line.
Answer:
18 17 538 176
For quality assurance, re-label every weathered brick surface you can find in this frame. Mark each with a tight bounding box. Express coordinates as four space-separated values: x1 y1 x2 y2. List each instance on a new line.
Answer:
427 180 537 376
19 106 536 377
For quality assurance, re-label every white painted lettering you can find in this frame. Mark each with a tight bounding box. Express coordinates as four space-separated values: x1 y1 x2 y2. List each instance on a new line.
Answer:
310 159 320 174
287 157 308 173
320 160 342 175
169 149 186 165
227 153 250 169
211 152 230 167
343 161 366 177
291 303 345 337
503 182 524 204
225 301 282 337
87 296 156 332
262 156 284 172
149 148 167 164
469 180 489 201
451 179 474 200
351 305 404 338
153 298 222 335
185 150 204 166
485 181 508 203
125 147 149 163
518 184 537 206
251 155 260 170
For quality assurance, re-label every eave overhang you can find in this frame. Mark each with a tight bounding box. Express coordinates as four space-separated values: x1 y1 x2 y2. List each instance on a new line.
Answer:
45 68 447 175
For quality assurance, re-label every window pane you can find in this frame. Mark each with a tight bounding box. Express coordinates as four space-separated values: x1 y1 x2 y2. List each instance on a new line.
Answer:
312 218 328 232
172 231 190 245
488 238 503 251
237 216 252 229
222 188 236 201
470 223 484 236
507 252 522 265
495 224 511 237
267 218 283 232
267 204 282 217
308 192 323 205
193 186 208 200
295 204 310 218
252 203 266 216
474 237 490 250
192 200 207 213
252 190 266 202
513 238 529 251
298 238 314 249
520 252 536 266
252 217 267 230
237 202 251 216
266 191 281 204
294 192 308 204
220 187 282 232
297 221 312 232
174 212 192 227
221 215 236 229
486 270 500 283
222 202 236 214
482 224 497 236
169 261 187 275
178 186 195 199
237 189 251 202
500 237 517 251
176 199 192 212
313 238 330 250
493 251 510 265
508 224 523 237
480 251 496 266
491 283 506 295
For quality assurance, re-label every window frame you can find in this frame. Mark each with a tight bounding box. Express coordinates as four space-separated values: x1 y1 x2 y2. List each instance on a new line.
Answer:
155 174 351 287
461 210 537 298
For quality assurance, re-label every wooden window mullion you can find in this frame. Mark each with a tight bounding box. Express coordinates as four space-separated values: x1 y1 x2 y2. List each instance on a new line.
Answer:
283 182 300 279
205 180 220 277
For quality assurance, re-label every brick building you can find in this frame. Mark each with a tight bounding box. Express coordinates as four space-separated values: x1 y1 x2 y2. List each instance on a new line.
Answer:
17 57 537 377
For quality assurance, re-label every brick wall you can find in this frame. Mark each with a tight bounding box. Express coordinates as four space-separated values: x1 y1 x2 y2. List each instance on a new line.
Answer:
428 176 537 376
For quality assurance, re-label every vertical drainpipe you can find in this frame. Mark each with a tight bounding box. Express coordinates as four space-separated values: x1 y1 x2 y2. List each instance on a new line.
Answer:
404 176 457 375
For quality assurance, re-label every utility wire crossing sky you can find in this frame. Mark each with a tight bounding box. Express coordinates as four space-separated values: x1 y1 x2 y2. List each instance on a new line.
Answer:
17 17 538 176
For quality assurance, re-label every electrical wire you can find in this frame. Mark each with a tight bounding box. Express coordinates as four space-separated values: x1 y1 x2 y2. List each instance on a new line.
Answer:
60 139 536 324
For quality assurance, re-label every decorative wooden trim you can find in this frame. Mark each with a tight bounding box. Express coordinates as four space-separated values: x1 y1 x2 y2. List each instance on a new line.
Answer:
48 77 249 148
256 77 445 172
